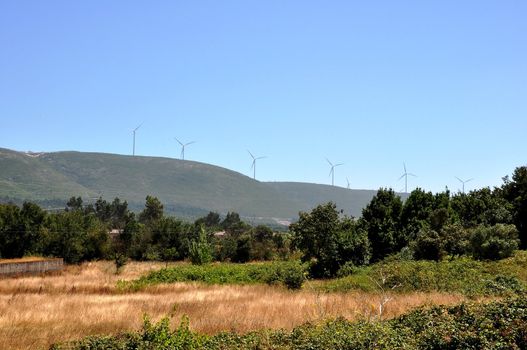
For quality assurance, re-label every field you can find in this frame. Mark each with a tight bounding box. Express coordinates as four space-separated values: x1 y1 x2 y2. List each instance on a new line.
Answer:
0 261 473 350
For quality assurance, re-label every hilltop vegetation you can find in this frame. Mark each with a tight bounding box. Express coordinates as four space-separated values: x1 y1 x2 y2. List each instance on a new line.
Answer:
0 148 379 221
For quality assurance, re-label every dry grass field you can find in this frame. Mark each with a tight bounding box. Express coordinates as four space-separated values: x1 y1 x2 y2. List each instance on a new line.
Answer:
0 261 471 350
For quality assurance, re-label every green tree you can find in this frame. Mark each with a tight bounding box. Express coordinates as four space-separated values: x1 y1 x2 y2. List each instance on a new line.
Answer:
470 224 519 261
291 202 370 277
400 188 436 242
500 166 527 248
195 211 221 228
411 229 444 261
451 188 513 228
188 226 213 265
360 188 403 262
139 196 164 224
66 196 83 211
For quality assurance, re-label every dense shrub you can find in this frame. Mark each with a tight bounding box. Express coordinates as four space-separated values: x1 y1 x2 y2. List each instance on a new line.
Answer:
411 229 444 261
316 253 527 296
123 261 307 290
470 224 519 260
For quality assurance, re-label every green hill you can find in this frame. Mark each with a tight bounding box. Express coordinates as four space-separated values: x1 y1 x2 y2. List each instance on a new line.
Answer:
0 148 385 224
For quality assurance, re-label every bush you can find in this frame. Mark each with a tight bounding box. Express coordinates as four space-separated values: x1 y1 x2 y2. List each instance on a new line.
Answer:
470 224 519 260
125 261 306 290
336 261 357 277
281 261 306 290
189 227 213 265
411 229 444 261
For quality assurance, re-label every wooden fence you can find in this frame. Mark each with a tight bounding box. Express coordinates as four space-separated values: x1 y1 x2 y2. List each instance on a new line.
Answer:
0 258 63 275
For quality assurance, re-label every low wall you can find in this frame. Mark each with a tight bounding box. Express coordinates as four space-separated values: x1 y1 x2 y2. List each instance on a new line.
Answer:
0 258 63 275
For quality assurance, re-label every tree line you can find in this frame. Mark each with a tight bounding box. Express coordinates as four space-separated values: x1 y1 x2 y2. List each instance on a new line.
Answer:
0 195 286 264
0 166 525 275
291 166 527 277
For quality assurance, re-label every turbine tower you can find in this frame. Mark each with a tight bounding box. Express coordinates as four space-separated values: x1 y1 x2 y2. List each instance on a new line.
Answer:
326 158 343 186
455 177 473 194
398 162 416 193
175 138 196 160
248 150 266 180
346 177 351 189
132 123 143 156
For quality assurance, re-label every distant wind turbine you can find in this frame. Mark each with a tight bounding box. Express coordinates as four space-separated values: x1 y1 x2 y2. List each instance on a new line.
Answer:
132 123 143 156
248 150 266 180
398 162 416 193
326 158 343 186
346 177 351 189
455 177 473 194
175 138 196 160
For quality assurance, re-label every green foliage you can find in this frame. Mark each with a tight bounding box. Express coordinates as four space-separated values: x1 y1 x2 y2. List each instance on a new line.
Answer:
139 195 164 224
113 253 128 274
335 261 357 277
316 253 527 296
470 224 519 260
188 226 213 265
291 202 371 278
411 229 444 261
451 188 513 227
53 297 527 350
501 166 527 248
123 261 307 290
360 188 403 262
440 223 471 257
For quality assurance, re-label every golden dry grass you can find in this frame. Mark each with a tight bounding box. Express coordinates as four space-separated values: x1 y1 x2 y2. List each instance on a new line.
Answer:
0 261 473 350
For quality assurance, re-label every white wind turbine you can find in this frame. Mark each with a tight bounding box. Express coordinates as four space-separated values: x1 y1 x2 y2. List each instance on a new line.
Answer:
327 158 343 186
398 162 416 193
175 138 196 160
132 123 143 156
248 150 266 180
455 176 473 194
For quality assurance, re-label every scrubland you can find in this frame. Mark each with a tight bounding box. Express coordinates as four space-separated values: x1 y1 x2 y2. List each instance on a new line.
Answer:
0 261 470 350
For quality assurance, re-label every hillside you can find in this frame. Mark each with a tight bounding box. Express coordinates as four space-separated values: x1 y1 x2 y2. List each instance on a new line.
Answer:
0 148 384 223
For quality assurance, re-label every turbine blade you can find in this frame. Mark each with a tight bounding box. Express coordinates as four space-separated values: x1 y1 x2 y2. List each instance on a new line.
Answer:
335 163 343 167
398 174 406 181
326 158 333 166
134 122 143 132
248 150 255 159
256 156 266 160
466 178 474 183
455 176 463 183
403 162 407 173
408 173 417 177
186 141 196 146
175 138 184 146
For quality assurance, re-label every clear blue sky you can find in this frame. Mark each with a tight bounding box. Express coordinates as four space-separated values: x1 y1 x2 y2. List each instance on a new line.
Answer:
1 1 526 193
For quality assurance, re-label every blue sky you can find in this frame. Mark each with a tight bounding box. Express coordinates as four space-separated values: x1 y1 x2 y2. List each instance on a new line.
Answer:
1 1 526 193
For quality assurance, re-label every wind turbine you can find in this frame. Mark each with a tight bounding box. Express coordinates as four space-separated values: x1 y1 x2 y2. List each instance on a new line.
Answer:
132 123 143 156
326 158 343 186
346 177 351 189
175 138 196 160
455 177 473 194
398 162 416 193
248 150 266 180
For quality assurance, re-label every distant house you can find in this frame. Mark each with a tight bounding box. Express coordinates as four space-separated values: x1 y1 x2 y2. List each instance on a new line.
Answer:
108 229 123 240
213 230 226 237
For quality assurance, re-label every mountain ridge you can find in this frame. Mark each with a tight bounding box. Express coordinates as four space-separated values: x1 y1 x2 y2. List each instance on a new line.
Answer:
0 147 385 224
